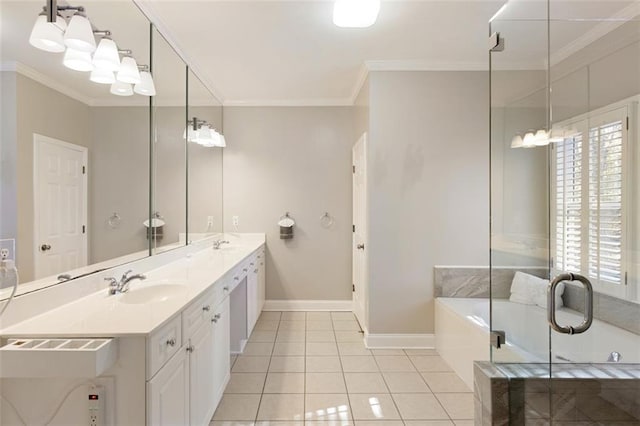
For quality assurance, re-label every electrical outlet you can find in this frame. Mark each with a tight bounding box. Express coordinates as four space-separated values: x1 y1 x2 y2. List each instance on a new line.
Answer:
88 384 105 426
0 239 15 260
232 216 239 227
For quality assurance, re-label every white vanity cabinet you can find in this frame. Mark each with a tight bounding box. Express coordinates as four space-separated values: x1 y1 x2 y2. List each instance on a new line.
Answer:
147 342 190 426
246 248 266 336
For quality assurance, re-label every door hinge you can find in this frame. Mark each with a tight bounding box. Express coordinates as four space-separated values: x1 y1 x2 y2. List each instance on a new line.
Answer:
352 165 355 173
352 224 355 233
626 116 629 130
625 271 628 285
82 225 86 234
352 284 355 292
82 165 86 174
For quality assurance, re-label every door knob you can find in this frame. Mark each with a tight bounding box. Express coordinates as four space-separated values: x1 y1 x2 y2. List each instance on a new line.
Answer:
356 244 365 250
40 244 52 251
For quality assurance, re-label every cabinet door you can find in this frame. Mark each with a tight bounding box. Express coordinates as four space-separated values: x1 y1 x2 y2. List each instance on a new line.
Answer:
190 322 216 426
246 268 259 335
258 254 266 313
147 347 190 426
213 297 231 404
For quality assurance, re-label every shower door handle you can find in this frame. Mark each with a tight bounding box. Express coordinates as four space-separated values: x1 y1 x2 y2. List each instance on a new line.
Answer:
547 272 593 335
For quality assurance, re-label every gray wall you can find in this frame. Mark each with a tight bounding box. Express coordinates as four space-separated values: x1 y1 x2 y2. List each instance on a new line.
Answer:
367 71 490 334
223 107 355 301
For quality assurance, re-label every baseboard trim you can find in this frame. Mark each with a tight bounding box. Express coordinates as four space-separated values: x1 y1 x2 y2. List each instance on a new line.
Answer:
263 300 352 311
365 333 436 349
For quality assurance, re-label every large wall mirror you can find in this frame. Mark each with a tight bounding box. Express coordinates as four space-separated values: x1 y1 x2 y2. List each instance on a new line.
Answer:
0 1 224 299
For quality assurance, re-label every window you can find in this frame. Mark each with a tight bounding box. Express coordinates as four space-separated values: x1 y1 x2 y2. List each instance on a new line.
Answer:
552 107 628 297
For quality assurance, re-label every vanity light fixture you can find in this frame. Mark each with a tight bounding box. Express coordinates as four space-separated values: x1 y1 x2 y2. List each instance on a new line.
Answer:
62 47 93 72
333 0 381 28
92 34 120 72
110 80 134 96
185 117 226 148
534 129 549 146
522 131 537 148
63 12 96 52
117 56 141 84
134 66 156 96
510 134 524 149
89 67 115 84
29 12 67 52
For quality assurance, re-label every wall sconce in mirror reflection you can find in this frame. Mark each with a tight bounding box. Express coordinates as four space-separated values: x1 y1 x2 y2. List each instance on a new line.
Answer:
183 117 227 148
29 0 155 97
511 127 579 149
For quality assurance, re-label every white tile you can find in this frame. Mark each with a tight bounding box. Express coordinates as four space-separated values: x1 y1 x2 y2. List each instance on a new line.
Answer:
403 349 439 356
305 422 353 426
243 342 274 356
371 349 405 356
232 356 271 373
254 320 280 331
307 331 336 342
307 342 339 356
281 312 306 321
269 356 305 373
332 321 360 331
341 356 379 372
335 331 364 342
409 356 452 373
306 356 343 373
225 373 266 394
382 372 431 393
338 342 371 356
263 372 305 393
354 422 404 426
259 311 282 321
213 394 261 420
344 372 389 394
249 331 277 343
306 312 332 321
307 320 334 331
305 394 352 421
421 372 471 393
331 312 355 320
375 356 416 372
349 394 400 420
276 331 306 342
255 422 303 426
391 394 449 420
435 393 474 420
210 421 256 426
256 394 305 421
403 422 454 426
273 342 305 356
453 422 474 426
279 321 306 331
306 372 347 393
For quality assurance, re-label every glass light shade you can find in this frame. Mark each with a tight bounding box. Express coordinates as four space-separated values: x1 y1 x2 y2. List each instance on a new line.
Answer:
522 132 537 148
197 125 214 146
134 71 156 96
93 38 120 72
110 81 133 96
63 48 93 72
217 134 227 148
183 127 199 142
510 134 523 148
64 14 96 53
90 67 115 84
333 0 381 28
29 15 67 53
534 129 549 146
117 56 141 84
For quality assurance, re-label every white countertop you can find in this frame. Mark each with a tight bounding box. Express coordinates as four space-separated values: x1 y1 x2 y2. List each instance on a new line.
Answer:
0 237 265 338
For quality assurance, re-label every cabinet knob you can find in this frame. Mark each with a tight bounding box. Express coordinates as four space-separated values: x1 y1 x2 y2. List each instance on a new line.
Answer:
223 286 230 291
202 305 211 312
243 268 248 272
186 345 194 353
254 269 259 273
214 314 221 319
166 338 176 347
40 244 52 251
257 255 262 259
250 262 255 266
234 277 239 281
211 317 218 323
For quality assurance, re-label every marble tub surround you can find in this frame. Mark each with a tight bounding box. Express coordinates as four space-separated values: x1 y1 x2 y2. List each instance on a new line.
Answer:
434 266 547 299
474 361 640 425
563 283 640 336
0 233 265 337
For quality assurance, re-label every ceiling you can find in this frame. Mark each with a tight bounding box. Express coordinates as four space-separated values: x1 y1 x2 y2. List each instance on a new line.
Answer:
2 0 639 106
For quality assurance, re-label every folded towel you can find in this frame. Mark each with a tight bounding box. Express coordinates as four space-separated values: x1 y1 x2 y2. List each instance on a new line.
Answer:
509 271 563 308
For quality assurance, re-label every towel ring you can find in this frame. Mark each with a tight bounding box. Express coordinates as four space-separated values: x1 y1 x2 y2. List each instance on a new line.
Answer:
320 212 334 228
107 212 121 229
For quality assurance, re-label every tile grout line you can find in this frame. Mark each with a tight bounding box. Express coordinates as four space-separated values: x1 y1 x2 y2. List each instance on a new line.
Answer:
405 352 454 423
372 350 407 424
254 311 282 424
331 311 358 425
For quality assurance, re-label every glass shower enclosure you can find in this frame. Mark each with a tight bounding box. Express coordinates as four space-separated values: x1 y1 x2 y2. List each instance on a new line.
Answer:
489 0 640 422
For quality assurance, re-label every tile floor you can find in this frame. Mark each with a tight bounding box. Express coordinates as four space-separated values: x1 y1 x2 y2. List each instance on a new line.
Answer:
211 311 474 426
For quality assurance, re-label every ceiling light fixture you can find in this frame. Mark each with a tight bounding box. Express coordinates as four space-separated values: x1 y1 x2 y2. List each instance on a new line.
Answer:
63 12 96 52
134 67 156 96
117 56 141 84
92 34 120 72
89 67 115 84
110 81 133 96
62 47 93 71
333 0 380 28
29 12 67 52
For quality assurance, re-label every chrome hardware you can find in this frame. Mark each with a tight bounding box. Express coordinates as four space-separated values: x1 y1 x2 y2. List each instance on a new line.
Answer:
260 262 264 266
40 244 52 251
356 244 365 250
258 255 262 259
212 314 220 323
186 345 194 353
490 330 506 349
254 269 259 273
489 32 505 52
57 274 72 281
105 277 119 295
223 286 230 291
106 270 147 295
166 338 176 347
548 273 593 335
212 240 230 250
250 262 255 266
202 305 211 312
234 277 239 281
214 314 221 319
243 268 248 272
608 351 622 363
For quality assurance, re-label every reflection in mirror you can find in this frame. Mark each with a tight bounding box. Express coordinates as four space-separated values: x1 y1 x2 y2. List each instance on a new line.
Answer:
491 4 639 306
150 26 187 253
187 70 223 243
0 1 151 296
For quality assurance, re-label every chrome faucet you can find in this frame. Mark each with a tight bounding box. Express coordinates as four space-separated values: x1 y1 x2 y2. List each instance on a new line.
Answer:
212 239 230 250
105 270 147 295
607 351 622 362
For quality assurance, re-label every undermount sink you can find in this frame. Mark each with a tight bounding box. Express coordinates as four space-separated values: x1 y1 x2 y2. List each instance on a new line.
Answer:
119 284 187 305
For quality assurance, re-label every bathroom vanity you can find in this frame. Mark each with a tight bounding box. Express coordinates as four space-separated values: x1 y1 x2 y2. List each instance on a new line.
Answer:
0 234 265 426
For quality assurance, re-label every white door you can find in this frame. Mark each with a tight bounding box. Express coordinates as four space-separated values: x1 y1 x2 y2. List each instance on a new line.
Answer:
352 133 368 331
147 347 190 426
34 134 87 279
189 322 215 426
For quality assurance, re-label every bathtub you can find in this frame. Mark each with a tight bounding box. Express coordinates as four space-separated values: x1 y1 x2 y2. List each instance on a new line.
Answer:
435 297 640 390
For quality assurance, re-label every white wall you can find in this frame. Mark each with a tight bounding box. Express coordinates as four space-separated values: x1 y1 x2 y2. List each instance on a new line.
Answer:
223 107 355 301
366 71 490 334
0 72 17 247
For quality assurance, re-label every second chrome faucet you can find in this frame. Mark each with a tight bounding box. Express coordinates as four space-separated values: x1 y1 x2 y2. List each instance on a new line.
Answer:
105 270 147 295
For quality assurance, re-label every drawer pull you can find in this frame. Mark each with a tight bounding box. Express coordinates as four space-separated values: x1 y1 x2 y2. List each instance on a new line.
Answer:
250 262 255 266
166 338 176 347
234 277 239 281
243 268 248 272
260 262 264 266
211 317 218 323
223 286 230 291
254 268 259 273
214 314 221 319
186 345 194 353
202 305 211 312
258 255 261 259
